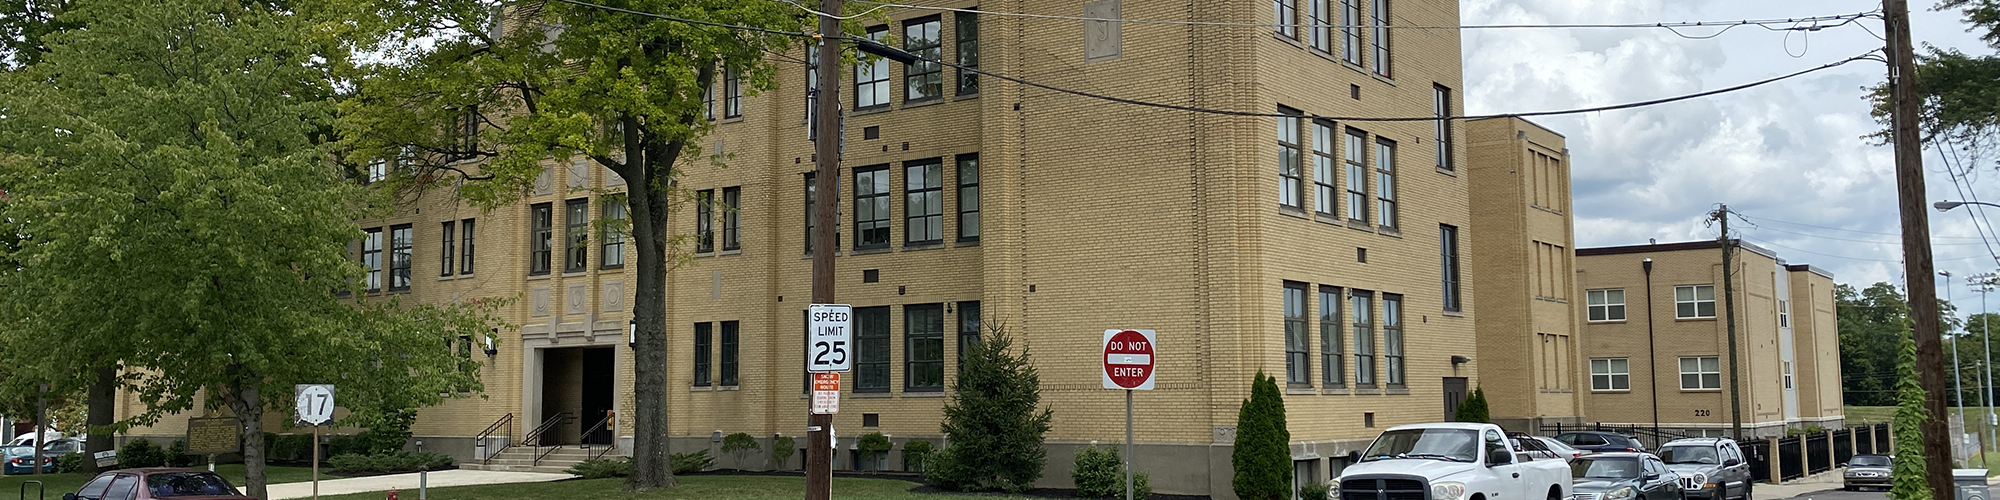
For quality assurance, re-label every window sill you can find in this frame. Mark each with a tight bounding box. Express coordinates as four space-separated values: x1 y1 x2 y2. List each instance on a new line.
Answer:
1386 387 1410 395
693 251 716 258
1314 212 1341 225
1532 205 1565 216
953 91 979 100
852 105 891 116
1342 61 1370 77
1680 389 1723 393
1592 390 1633 394
1309 48 1342 66
1279 206 1308 218
1286 387 1317 395
437 275 461 281
526 274 553 281
1371 72 1395 86
851 246 892 256
902 97 943 109
720 116 744 124
1346 220 1375 232
1435 166 1458 177
1271 31 1304 48
1322 387 1350 395
1441 310 1465 317
902 241 945 251
955 238 980 246
1676 317 1717 322
562 271 587 278
599 265 625 271
719 249 743 256
717 385 740 391
691 386 713 391
1535 296 1569 304
901 390 945 397
1376 226 1401 238
1353 387 1383 395
1539 388 1574 394
1588 320 1629 324
851 392 892 398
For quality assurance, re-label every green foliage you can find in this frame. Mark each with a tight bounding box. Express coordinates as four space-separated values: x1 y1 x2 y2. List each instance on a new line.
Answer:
1072 445 1152 499
1300 482 1333 500
1841 283 1918 406
1890 333 1932 500
1786 426 1829 437
670 450 714 475
771 436 797 469
165 440 198 468
902 440 935 472
354 408 417 455
1455 387 1491 423
567 458 634 479
326 434 369 458
927 325 1055 493
121 439 166 468
265 434 315 463
857 433 892 454
720 432 759 467
56 452 85 473
324 451 453 475
1234 371 1293 500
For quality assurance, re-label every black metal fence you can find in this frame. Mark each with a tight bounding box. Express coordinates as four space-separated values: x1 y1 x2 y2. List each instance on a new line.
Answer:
1876 425 1891 452
1745 439 1772 483
1778 436 1805 481
1833 428 1854 465
1805 432 1831 475
1530 422 1893 485
1537 422 1697 448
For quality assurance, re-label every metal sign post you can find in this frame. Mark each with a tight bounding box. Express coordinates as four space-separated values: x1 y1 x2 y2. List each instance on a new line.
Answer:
806 305 852 500
295 384 335 500
1102 330 1157 500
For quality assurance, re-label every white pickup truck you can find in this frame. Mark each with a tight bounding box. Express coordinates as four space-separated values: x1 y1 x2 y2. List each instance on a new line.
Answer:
1336 423 1572 500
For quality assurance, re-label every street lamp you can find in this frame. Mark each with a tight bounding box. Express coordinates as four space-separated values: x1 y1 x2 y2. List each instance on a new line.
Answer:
1935 200 2000 212
1644 258 1660 442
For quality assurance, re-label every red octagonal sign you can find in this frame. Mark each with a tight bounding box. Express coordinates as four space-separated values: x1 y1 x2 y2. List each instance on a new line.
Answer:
1102 329 1157 390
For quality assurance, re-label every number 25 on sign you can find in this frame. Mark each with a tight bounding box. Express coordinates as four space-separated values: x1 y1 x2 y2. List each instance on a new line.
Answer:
807 304 853 372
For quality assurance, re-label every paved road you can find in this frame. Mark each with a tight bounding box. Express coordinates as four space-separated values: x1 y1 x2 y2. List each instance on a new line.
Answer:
1774 488 1888 500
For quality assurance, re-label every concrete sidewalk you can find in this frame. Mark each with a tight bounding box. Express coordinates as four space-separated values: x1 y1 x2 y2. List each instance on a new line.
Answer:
266 469 573 500
1752 470 2000 500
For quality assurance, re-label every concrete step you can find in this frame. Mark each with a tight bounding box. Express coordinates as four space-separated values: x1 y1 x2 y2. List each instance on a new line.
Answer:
459 463 578 475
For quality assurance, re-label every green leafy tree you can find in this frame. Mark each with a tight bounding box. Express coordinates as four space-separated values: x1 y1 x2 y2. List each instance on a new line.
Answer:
0 1 500 496
928 326 1054 492
339 0 813 489
1841 283 1918 406
1867 1 2000 166
1233 371 1291 500
1454 387 1490 423
720 432 759 468
0 0 76 68
1891 332 1932 500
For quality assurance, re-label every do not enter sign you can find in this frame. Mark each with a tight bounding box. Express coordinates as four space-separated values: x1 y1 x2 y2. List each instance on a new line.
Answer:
1102 329 1156 390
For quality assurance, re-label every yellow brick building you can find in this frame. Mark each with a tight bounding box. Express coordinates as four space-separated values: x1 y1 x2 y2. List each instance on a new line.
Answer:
1574 241 1843 440
116 0 1500 496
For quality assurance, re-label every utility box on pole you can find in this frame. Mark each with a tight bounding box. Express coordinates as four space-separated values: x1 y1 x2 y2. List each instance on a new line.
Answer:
1954 469 1987 500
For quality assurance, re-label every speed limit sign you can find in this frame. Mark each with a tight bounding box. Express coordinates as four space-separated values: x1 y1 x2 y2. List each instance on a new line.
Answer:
807 304 852 372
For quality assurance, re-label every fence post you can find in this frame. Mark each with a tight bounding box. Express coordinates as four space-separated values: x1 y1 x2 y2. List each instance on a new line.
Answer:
1768 437 1783 483
1825 429 1838 472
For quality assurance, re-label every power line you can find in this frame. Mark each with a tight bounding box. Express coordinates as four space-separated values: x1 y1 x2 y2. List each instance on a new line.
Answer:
1738 214 1994 240
1939 136 2000 266
838 0 1878 33
1744 223 1993 246
1742 235 1991 263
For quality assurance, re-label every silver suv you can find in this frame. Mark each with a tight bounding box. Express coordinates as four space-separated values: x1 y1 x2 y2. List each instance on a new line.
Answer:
1655 438 1753 500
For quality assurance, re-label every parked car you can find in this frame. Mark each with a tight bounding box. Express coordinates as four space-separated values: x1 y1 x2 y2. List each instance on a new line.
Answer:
1655 437 1753 500
3 445 54 475
64 468 255 500
1843 454 1892 491
1569 452 1685 500
1337 423 1572 500
1522 434 1589 460
1554 431 1649 453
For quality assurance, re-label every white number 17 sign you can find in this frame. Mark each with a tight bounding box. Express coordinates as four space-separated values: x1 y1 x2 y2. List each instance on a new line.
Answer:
294 384 335 426
807 304 852 372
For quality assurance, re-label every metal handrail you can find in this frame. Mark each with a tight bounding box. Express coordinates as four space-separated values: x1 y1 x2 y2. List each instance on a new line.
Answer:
578 414 615 460
476 413 513 465
525 412 573 466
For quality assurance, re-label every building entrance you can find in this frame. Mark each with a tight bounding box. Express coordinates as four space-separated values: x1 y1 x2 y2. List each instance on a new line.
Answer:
538 346 616 446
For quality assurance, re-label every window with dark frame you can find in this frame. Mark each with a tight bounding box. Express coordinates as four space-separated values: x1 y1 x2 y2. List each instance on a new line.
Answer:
955 12 979 95
1587 289 1626 321
389 225 412 292
440 221 456 277
1341 0 1362 64
1277 107 1303 209
805 173 817 252
856 26 891 108
1345 128 1369 223
1376 138 1397 228
565 198 588 272
720 321 739 386
906 159 943 244
723 68 742 118
701 76 715 121
855 306 891 392
529 203 552 275
1435 85 1453 171
693 323 712 387
460 218 476 275
1370 0 1391 77
363 228 383 292
1679 355 1721 390
722 187 741 251
1441 224 1461 311
1384 293 1404 386
367 159 388 184
1591 358 1630 391
1284 281 1310 386
1310 0 1332 52
602 200 626 268
854 166 890 249
957 154 980 241
1274 0 1297 37
906 304 944 392
695 189 715 253
1320 286 1344 387
904 17 943 101
1313 120 1337 215
958 301 981 364
1352 289 1375 386
1675 285 1716 319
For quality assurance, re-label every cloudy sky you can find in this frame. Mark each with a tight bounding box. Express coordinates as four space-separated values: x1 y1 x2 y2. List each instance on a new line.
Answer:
1462 0 1994 300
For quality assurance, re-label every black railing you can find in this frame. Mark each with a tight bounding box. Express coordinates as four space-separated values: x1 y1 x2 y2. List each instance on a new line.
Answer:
1778 436 1804 481
1744 439 1771 483
476 413 513 465
1876 425 1891 453
579 414 616 460
1535 422 1697 448
1833 429 1854 465
525 412 574 466
1806 432 1831 474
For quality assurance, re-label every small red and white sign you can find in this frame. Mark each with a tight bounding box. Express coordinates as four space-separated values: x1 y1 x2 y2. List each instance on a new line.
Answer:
1102 329 1156 390
811 373 841 414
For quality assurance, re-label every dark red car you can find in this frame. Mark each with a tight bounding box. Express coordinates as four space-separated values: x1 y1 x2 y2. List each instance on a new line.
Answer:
63 468 255 500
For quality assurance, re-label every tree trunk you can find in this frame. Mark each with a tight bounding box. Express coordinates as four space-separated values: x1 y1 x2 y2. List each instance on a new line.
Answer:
621 121 681 490
222 370 268 500
83 365 116 473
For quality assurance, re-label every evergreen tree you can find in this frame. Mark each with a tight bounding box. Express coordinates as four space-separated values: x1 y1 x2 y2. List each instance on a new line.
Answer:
1455 387 1491 423
1233 371 1292 500
1890 332 1932 500
928 326 1054 493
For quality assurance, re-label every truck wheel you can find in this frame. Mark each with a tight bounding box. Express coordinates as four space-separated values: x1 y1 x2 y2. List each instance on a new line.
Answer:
1551 486 1563 500
1740 482 1751 500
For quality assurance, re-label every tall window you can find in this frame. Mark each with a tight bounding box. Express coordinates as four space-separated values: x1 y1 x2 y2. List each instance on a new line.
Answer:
805 173 818 252
1274 0 1297 37
854 166 890 249
530 203 552 275
440 221 456 277
1383 294 1403 386
1591 358 1630 391
1309 0 1332 52
389 224 412 292
721 187 741 251
855 306 891 392
1679 356 1721 390
906 160 943 244
367 159 388 184
1434 85 1453 171
1277 108 1303 209
460 218 476 275
955 12 979 95
1312 121 1337 215
958 301 982 363
1375 139 1397 228
565 198 588 272
602 201 626 268
855 26 891 108
1284 282 1310 385
1779 299 1791 327
693 323 712 387
1370 0 1390 77
723 68 742 118
1340 0 1361 64
1345 129 1368 222
904 17 942 101
1587 289 1626 321
720 321 739 386
1352 290 1374 386
957 154 980 241
1675 285 1716 319
695 190 715 253
1783 361 1794 389
363 228 383 292
1320 286 1344 387
701 77 714 121
906 304 945 391
1441 224 1461 312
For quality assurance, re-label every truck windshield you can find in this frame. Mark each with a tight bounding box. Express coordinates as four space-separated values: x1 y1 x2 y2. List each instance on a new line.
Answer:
1657 446 1718 465
1361 428 1478 463
1571 457 1642 479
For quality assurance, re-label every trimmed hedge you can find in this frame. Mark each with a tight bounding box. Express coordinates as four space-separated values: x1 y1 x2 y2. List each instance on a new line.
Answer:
1072 445 1151 499
325 451 453 474
566 458 632 479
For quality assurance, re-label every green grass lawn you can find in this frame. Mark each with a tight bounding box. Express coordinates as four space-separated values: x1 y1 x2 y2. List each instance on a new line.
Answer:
318 475 1008 500
0 465 319 498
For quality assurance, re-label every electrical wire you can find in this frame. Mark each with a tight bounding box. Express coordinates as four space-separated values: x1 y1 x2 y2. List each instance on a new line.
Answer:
1742 235 1990 263
839 0 1879 33
1945 136 2000 260
1738 214 1994 240
1935 137 2000 267
1745 223 1991 246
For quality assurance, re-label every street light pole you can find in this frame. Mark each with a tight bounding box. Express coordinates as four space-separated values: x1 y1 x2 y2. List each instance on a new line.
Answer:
1946 270 1967 454
1644 258 1660 440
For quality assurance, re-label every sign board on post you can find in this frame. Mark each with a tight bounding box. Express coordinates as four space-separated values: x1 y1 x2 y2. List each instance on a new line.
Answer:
811 373 841 415
807 304 853 372
1102 329 1157 390
294 384 336 426
185 417 240 455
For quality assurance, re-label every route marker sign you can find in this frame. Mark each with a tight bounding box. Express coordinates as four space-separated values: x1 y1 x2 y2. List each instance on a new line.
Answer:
294 384 335 426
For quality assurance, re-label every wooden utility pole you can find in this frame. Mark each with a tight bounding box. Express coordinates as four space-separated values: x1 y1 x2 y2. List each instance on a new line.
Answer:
806 0 842 497
1882 0 1955 497
1714 206 1743 441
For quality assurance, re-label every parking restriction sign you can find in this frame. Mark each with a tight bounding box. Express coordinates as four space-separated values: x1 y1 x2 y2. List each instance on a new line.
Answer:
811 373 841 414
